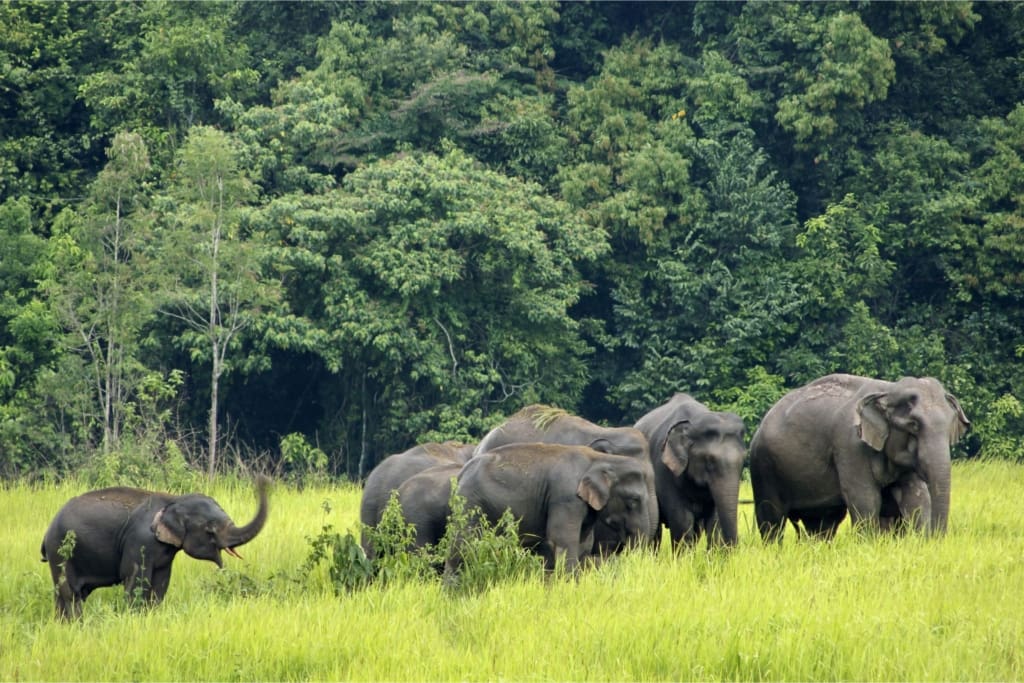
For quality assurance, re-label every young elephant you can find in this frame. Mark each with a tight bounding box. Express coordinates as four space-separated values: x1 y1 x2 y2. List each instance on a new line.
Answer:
446 443 653 574
41 476 269 620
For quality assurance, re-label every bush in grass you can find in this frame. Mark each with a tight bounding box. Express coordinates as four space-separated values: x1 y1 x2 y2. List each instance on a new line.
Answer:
437 486 545 595
303 500 375 595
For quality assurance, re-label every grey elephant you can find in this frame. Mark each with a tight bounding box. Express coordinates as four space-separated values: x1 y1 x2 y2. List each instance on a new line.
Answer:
750 373 970 541
41 476 270 620
475 404 657 550
446 443 654 574
633 394 746 549
359 441 474 558
396 462 463 551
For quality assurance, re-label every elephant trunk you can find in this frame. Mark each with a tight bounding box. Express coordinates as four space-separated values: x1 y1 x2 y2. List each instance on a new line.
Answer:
710 477 740 547
919 443 951 535
220 475 270 550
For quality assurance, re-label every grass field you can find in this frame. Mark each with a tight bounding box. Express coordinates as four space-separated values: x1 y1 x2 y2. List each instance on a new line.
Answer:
2 460 1023 681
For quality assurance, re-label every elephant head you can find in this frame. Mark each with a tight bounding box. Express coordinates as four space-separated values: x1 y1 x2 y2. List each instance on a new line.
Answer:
577 459 652 543
152 475 270 566
855 377 970 533
660 412 746 546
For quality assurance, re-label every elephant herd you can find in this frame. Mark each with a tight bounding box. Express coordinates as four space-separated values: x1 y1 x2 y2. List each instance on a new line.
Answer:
41 372 970 620
360 373 971 574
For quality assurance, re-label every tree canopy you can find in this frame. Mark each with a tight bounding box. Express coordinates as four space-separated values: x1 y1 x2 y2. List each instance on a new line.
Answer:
1 0 1022 479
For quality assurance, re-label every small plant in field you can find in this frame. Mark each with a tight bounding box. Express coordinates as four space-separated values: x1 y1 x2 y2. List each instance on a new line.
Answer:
127 546 151 609
438 486 544 595
364 492 439 584
55 530 76 599
280 433 328 487
303 500 374 594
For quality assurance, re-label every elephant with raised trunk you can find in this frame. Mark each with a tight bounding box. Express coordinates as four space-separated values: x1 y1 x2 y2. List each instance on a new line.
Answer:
41 476 270 620
750 374 970 541
634 394 745 549
475 404 657 550
446 443 653 574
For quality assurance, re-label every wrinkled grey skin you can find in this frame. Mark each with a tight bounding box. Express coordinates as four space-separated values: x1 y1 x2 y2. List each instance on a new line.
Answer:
446 443 653 574
475 405 657 551
41 476 270 620
634 394 745 549
360 441 474 558
750 374 970 541
397 463 463 551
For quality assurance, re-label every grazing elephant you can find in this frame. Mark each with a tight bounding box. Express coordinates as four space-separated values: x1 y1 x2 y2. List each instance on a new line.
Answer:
475 404 657 550
41 476 270 620
446 443 654 573
396 463 463 551
360 441 474 558
633 394 746 549
750 374 970 541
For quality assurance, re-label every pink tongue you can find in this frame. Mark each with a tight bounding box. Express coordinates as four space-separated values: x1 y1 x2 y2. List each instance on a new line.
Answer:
225 547 243 559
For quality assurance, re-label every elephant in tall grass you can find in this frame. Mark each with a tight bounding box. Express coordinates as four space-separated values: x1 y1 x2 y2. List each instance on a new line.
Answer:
475 404 657 550
750 374 970 540
634 394 746 549
360 441 474 558
41 476 270 620
446 443 654 573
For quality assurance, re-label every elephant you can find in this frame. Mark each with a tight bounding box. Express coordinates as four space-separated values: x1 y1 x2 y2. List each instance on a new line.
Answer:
359 441 474 558
396 462 463 551
475 404 657 551
749 373 970 541
633 394 746 549
445 443 654 574
475 404 648 459
41 475 270 620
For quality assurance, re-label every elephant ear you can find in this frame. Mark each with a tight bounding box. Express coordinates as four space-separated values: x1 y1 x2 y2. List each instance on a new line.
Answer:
945 393 971 445
856 393 890 452
152 506 185 548
577 467 612 510
661 421 690 477
588 438 614 454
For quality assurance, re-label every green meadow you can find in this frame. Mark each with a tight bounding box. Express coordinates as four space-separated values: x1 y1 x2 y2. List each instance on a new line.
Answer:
2 460 1023 682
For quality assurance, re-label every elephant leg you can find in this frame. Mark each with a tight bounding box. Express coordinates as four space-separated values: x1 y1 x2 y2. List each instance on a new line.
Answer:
798 507 847 540
664 506 699 550
703 512 728 550
755 498 787 543
546 506 586 571
842 485 883 533
54 578 81 621
149 565 172 603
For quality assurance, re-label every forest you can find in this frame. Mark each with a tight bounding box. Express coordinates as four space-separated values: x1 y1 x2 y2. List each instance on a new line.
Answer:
2 0 1024 482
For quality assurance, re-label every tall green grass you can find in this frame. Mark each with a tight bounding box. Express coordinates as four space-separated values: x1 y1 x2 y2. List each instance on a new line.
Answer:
2 461 1023 681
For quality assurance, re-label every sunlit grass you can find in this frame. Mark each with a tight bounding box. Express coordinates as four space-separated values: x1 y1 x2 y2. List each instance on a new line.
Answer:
2 461 1024 681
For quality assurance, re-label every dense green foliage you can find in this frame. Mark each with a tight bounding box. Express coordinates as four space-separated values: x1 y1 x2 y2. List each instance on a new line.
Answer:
2 1 1023 479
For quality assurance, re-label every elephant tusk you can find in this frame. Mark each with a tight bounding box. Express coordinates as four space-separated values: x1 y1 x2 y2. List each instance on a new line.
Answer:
225 546 244 560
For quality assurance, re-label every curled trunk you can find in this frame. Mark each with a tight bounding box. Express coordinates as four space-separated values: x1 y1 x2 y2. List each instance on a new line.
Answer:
220 475 270 548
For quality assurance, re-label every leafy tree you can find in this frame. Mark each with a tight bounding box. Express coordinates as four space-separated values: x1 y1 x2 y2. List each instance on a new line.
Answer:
155 126 278 478
253 146 605 475
36 132 154 454
79 1 260 160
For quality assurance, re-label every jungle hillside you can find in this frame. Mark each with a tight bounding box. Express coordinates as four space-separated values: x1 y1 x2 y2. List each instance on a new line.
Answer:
3 1 1024 482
